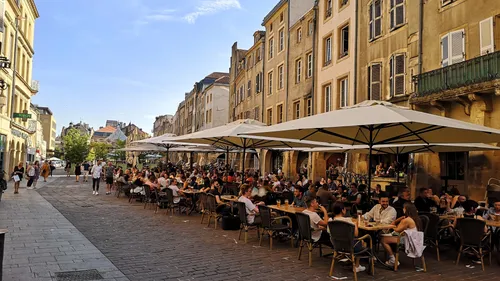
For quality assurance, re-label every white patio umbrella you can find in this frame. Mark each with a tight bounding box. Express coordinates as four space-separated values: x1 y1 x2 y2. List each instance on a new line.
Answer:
133 133 209 163
243 101 500 197
167 119 339 172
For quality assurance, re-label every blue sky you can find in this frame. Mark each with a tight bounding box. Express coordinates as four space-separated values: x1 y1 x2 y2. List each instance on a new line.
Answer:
31 0 277 134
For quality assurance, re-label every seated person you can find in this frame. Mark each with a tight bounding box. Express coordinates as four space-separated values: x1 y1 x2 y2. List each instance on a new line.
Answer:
437 194 452 214
238 184 263 224
347 183 362 205
363 195 397 224
390 187 410 209
452 195 467 209
304 184 316 199
452 200 487 233
372 184 382 198
302 198 332 246
414 187 437 213
188 176 199 190
317 183 336 206
207 180 224 205
157 172 168 189
332 202 365 273
292 187 306 208
381 202 423 266
484 200 500 220
144 175 159 191
168 179 185 204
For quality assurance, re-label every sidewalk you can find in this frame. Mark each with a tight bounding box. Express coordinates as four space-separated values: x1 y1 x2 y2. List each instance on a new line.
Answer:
0 178 128 281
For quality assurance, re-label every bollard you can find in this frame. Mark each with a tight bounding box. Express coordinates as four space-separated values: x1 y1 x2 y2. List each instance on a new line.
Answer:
0 229 6 281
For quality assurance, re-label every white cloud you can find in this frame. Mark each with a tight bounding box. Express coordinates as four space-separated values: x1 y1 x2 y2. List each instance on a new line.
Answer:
184 0 241 24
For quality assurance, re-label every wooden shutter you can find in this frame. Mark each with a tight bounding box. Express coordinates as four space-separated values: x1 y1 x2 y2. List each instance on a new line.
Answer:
394 54 405 96
441 34 449 67
450 30 465 64
369 3 374 40
480 17 494 55
370 63 382 100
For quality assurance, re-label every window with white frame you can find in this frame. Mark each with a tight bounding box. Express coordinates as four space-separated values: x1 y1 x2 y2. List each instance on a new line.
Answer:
340 24 349 58
307 52 313 78
297 27 302 43
254 107 260 121
268 71 273 95
247 80 252 97
324 36 332 66
308 20 314 36
339 77 349 108
369 0 382 41
277 104 283 123
267 108 273 125
368 63 382 100
325 0 333 18
278 64 284 89
441 0 454 7
390 53 405 97
324 84 332 112
480 17 494 55
279 28 285 52
306 98 312 116
339 0 349 9
441 29 465 67
390 0 405 30
296 59 302 83
294 101 300 119
255 72 262 93
269 37 274 59
239 85 244 103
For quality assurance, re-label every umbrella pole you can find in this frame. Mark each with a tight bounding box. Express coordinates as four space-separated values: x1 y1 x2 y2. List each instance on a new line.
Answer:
242 147 246 175
190 152 193 170
166 147 170 164
368 128 373 200
225 148 229 170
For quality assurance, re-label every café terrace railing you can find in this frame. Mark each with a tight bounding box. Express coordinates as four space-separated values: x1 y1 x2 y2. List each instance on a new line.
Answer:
413 50 500 97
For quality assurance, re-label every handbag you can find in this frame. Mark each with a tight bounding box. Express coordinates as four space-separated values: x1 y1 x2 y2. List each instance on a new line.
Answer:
13 175 20 182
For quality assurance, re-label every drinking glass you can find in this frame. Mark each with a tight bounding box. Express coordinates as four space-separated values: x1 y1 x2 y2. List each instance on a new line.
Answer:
284 199 289 207
277 199 281 207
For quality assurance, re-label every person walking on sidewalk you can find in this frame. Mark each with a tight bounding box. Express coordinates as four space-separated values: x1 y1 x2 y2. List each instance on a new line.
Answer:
74 162 82 182
32 161 40 188
49 161 55 177
27 162 36 189
82 161 90 182
105 162 114 195
41 161 50 182
65 162 71 177
91 160 103 195
12 162 24 194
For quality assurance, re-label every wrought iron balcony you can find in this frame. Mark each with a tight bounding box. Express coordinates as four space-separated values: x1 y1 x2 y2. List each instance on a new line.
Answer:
412 51 500 99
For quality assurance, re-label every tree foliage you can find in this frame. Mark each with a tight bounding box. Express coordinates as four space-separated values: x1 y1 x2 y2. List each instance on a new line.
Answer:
115 140 126 162
90 142 112 161
63 128 90 164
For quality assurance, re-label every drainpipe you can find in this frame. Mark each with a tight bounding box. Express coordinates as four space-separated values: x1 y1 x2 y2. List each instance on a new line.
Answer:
353 0 359 105
418 0 424 75
312 0 319 116
285 3 291 122
261 37 266 122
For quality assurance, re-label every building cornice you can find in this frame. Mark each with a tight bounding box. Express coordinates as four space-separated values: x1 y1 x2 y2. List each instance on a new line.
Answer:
27 0 40 18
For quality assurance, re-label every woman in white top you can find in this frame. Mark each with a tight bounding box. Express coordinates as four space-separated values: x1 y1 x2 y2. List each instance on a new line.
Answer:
381 202 422 266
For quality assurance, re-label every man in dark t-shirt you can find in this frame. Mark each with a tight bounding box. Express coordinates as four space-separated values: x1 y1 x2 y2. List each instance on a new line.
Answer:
414 187 437 213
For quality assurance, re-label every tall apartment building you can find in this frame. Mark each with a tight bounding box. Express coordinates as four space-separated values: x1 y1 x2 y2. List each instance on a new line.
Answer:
201 76 230 130
153 114 173 137
36 106 56 157
0 0 39 172
408 0 500 199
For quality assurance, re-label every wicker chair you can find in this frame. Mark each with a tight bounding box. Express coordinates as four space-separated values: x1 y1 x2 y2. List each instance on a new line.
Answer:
236 201 261 244
455 218 492 271
258 205 293 250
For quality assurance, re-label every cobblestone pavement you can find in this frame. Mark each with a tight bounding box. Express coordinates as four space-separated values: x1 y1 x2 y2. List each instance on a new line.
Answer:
0 176 128 281
5 176 500 281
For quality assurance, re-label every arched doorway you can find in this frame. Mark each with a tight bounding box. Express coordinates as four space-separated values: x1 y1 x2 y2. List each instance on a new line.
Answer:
271 150 283 174
296 152 309 175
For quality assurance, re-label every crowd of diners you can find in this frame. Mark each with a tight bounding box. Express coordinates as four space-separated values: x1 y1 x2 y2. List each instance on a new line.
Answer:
109 162 500 274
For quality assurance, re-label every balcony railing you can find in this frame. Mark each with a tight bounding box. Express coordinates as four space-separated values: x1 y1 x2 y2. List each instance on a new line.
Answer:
413 51 500 97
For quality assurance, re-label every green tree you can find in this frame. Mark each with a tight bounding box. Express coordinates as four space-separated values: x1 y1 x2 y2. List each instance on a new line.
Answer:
91 142 112 161
53 147 63 159
63 128 90 164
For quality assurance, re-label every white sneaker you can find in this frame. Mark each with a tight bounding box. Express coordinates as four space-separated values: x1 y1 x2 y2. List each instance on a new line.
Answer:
92 191 96 195
95 192 99 195
355 265 366 273
385 259 400 267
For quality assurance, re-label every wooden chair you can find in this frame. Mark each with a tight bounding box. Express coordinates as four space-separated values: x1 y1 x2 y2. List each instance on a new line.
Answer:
206 193 221 229
328 220 375 281
199 192 209 224
258 205 293 250
236 201 261 244
393 215 428 272
455 218 492 271
296 212 327 267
